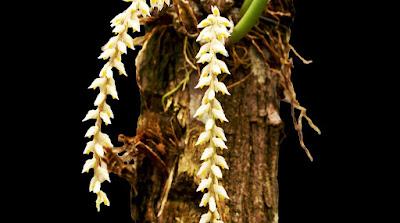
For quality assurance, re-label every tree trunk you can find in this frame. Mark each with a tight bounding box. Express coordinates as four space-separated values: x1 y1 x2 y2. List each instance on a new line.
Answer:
104 1 295 222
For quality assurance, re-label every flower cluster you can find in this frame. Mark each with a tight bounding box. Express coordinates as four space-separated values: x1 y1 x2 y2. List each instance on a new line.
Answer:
82 0 169 212
194 6 233 223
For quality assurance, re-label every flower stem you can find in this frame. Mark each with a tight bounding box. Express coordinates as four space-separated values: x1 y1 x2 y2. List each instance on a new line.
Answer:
229 0 270 44
239 0 253 17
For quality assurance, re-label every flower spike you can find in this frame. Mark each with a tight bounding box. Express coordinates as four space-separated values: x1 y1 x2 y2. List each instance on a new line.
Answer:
82 0 170 212
194 6 233 223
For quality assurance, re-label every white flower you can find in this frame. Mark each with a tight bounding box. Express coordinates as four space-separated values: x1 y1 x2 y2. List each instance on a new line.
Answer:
205 118 215 131
195 131 211 146
212 108 228 123
194 75 212 89
193 103 211 118
98 48 116 60
214 81 230 95
89 176 101 193
196 177 212 192
214 155 229 170
82 109 99 122
213 126 227 141
212 137 227 150
88 77 107 90
197 160 212 176
200 148 214 160
199 192 210 207
199 212 212 223
211 164 222 179
82 158 96 173
94 143 104 157
94 92 106 106
100 111 112 125
83 140 95 154
85 126 99 138
95 190 110 212
102 103 114 119
208 196 216 212
197 53 214 64
213 184 230 199
96 165 110 182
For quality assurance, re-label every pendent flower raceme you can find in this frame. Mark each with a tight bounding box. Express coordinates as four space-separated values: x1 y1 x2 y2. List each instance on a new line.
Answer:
82 0 169 212
194 6 233 223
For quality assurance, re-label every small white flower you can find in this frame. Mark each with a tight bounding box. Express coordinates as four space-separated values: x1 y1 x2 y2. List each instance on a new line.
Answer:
205 118 215 131
138 1 151 17
213 184 230 199
211 39 229 57
217 16 233 28
82 158 96 173
194 75 212 89
94 143 104 157
214 81 230 95
199 212 212 223
98 48 116 60
88 77 107 90
82 109 99 122
97 132 113 147
85 126 99 138
200 147 214 160
117 41 127 54
211 5 220 17
195 131 211 146
197 160 212 176
197 53 213 64
112 24 126 34
196 42 211 59
100 111 112 125
95 190 110 212
83 140 95 154
208 196 216 212
199 192 210 207
196 177 212 192
113 59 127 76
94 92 106 106
89 176 101 193
212 137 227 150
211 164 222 179
214 155 229 170
122 32 135 50
96 165 110 182
193 103 211 118
213 126 227 141
102 103 114 119
99 63 112 78
212 108 228 123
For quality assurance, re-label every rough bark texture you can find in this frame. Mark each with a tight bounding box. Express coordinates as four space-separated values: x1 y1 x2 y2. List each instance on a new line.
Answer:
104 0 295 222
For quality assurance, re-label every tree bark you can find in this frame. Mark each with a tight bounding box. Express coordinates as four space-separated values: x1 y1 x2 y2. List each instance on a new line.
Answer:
104 1 295 222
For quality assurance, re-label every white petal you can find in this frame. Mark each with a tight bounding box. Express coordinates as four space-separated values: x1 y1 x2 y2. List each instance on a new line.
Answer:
112 24 125 34
99 190 110 206
195 131 211 146
196 177 212 192
212 137 227 150
211 39 228 57
208 196 216 212
194 75 212 89
106 84 119 100
196 42 211 59
100 111 112 125
94 143 104 157
200 147 214 160
139 1 151 17
211 5 220 17
97 165 110 182
102 103 114 119
197 53 213 64
117 41 127 54
214 155 229 170
197 19 212 28
199 192 210 207
93 180 101 193
217 17 233 28
211 164 222 179
82 158 96 173
85 126 99 138
210 64 221 75
214 184 230 199
214 81 230 95
89 176 97 192
94 92 106 106
197 160 211 176
207 88 215 101
216 59 230 74
205 118 215 131
199 212 212 223
88 77 106 89
98 132 113 147
193 103 211 118
212 99 223 110
113 60 127 76
82 109 99 122
83 140 95 154
212 108 228 122
98 49 115 60
213 126 227 141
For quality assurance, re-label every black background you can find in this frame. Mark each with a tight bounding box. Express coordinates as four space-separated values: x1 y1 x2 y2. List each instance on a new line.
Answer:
31 1 374 222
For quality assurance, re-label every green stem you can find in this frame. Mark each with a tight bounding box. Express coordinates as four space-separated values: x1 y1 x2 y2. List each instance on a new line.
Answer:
161 72 191 110
239 0 253 17
229 0 270 44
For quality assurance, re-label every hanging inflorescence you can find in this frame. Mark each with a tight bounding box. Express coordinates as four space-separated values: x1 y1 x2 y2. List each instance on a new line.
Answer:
194 6 233 223
82 0 170 212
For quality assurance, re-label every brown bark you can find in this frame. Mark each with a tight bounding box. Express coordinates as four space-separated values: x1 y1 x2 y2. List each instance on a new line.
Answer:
104 1 296 222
